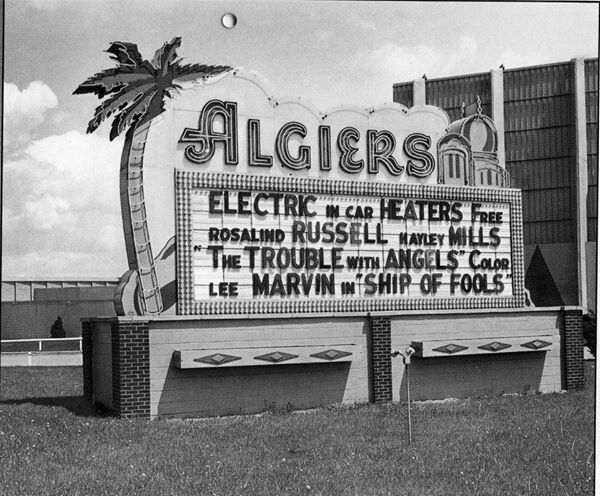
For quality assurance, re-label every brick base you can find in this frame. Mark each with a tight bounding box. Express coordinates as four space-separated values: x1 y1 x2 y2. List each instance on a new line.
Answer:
370 316 392 402
562 309 584 390
111 321 151 419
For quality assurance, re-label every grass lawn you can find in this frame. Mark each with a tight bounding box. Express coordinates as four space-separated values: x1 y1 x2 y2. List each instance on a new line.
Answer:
0 364 595 496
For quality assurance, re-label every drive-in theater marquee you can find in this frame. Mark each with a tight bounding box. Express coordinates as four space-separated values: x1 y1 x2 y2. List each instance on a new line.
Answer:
173 71 525 315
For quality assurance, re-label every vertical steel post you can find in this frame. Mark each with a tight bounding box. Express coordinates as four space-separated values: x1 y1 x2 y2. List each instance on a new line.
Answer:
392 347 415 444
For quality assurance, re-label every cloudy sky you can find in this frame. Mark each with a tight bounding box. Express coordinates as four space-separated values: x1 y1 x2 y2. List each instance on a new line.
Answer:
2 0 598 279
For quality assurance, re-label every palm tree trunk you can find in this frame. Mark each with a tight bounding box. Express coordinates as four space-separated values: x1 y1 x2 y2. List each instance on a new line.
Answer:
119 122 163 315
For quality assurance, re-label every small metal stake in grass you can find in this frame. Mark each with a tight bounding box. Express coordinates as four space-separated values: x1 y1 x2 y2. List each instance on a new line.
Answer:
406 359 411 444
391 346 416 445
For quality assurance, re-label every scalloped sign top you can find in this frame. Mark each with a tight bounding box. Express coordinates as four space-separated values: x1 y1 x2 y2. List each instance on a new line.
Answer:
143 69 451 184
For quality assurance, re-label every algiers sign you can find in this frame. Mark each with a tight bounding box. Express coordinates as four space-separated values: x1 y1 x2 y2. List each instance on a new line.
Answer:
178 98 440 178
76 37 525 316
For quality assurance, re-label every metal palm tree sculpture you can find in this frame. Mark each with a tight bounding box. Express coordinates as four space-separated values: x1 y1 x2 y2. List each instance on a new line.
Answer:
75 37 231 314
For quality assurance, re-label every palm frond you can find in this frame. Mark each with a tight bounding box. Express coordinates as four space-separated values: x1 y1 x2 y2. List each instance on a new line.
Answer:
105 41 144 67
152 36 182 76
74 67 154 98
87 82 156 134
173 63 232 82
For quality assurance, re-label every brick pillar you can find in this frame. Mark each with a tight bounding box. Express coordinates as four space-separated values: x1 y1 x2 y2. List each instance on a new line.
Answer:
81 320 93 402
370 316 392 402
562 309 585 390
111 321 151 419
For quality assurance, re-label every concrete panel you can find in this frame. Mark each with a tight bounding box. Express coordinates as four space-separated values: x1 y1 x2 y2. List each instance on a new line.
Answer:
389 311 563 401
391 312 560 342
155 363 356 417
148 317 370 418
397 353 556 400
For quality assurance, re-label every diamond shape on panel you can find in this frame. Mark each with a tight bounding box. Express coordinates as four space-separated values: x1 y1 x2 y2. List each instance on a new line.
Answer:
521 340 552 350
254 351 299 363
478 342 512 352
310 349 353 361
193 353 241 365
432 343 468 354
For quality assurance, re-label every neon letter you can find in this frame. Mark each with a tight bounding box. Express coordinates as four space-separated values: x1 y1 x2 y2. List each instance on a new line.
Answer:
404 133 435 178
275 122 311 170
179 100 238 165
337 127 364 173
366 129 403 175
247 119 273 167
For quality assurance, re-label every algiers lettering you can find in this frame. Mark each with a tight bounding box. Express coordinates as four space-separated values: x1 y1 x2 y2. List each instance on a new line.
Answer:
366 129 403 175
180 100 239 165
179 99 436 177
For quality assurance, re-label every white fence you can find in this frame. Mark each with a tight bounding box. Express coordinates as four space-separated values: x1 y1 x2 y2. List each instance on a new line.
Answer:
1 337 82 352
1 338 83 366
